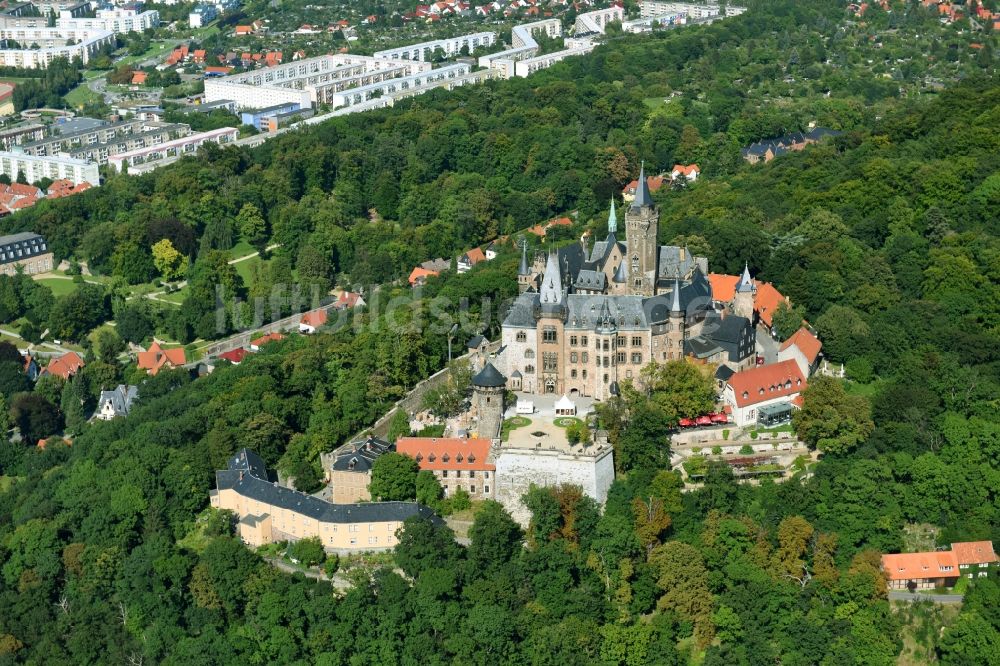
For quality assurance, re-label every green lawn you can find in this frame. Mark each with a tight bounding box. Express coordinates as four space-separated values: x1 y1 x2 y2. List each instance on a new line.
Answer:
553 416 583 428
228 240 256 259
234 255 263 285
500 416 531 442
35 277 83 296
845 380 881 398
64 83 103 110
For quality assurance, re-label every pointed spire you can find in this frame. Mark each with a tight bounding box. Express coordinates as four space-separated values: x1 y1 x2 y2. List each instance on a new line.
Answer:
670 274 683 314
539 250 563 305
599 298 615 331
607 198 617 233
632 161 653 209
736 262 755 293
518 239 529 275
613 260 627 283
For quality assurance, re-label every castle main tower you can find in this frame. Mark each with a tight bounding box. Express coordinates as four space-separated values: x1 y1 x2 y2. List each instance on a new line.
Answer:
625 162 659 297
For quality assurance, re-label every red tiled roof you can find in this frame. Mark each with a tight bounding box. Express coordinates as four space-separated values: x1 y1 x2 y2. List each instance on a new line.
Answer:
300 309 328 328
622 175 666 195
218 348 249 364
396 437 495 471
336 291 362 308
408 266 438 285
205 66 233 74
708 273 739 302
706 273 788 326
881 550 959 582
754 281 787 327
44 351 84 380
462 247 486 265
9 197 36 210
779 327 822 363
131 72 147 85
251 332 284 347
951 541 998 566
672 163 699 176
8 183 39 197
727 359 806 408
136 342 186 375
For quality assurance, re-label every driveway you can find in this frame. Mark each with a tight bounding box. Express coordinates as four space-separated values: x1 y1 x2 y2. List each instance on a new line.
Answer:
756 324 781 364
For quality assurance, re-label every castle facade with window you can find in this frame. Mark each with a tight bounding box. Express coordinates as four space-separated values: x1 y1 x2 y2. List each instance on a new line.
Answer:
499 165 756 400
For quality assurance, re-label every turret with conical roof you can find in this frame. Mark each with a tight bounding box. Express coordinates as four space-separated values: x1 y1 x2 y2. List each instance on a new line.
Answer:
736 262 755 293
632 161 653 210
539 250 563 305
670 274 683 315
472 361 507 388
733 262 756 319
607 198 618 233
471 362 506 440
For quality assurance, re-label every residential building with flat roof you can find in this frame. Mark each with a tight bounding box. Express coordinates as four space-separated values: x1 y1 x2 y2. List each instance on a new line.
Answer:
0 151 99 186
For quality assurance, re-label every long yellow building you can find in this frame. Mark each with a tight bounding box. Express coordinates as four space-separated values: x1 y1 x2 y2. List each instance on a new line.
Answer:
211 449 438 551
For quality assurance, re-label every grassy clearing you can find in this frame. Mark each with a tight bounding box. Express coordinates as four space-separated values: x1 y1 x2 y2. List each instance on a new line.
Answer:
553 416 583 428
845 380 881 398
234 255 263 285
64 83 103 110
35 277 82 296
228 240 256 260
0 475 18 493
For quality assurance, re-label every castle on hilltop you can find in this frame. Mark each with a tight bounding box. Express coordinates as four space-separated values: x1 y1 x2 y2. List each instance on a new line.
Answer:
497 164 758 400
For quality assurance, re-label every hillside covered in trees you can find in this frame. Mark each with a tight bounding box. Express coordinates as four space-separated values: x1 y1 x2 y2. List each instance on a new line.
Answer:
0 0 998 663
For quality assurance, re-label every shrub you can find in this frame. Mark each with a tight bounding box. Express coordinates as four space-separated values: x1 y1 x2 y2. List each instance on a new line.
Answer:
287 537 325 567
722 429 729 440
750 431 759 440
739 444 754 455
711 445 722 455
323 554 340 577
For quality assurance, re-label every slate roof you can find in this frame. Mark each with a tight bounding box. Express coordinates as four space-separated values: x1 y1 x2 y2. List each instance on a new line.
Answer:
574 269 607 291
330 436 393 472
217 448 438 524
587 233 624 268
466 334 486 349
471 362 506 387
714 365 735 381
98 384 138 417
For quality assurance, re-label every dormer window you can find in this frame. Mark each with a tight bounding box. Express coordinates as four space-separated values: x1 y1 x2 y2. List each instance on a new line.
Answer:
456 454 463 462
415 453 423 462
428 454 436 462
742 391 749 399
467 454 475 463
442 454 450 462
785 380 792 389
759 388 765 395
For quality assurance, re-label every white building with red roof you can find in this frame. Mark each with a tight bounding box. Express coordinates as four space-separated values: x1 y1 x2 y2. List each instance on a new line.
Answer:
778 327 822 377
723 359 806 427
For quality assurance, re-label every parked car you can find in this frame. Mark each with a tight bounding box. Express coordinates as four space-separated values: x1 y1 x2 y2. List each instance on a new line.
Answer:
695 415 713 427
710 413 729 424
678 417 696 428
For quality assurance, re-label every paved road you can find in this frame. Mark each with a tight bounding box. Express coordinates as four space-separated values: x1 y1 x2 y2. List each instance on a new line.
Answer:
888 591 964 604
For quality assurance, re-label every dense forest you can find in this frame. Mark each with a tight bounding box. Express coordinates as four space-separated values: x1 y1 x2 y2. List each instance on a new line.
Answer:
0 0 998 662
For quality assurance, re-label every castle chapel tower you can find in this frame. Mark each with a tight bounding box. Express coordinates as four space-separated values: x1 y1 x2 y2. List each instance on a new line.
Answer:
625 162 659 297
733 262 756 320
